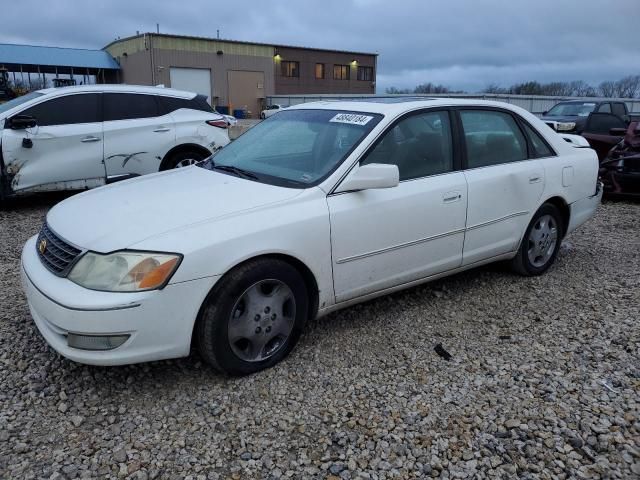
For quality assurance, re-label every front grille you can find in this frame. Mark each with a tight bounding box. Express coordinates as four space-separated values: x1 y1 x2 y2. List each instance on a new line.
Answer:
36 223 82 276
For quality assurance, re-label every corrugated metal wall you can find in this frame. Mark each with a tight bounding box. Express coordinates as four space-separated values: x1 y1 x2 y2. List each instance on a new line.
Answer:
266 93 640 114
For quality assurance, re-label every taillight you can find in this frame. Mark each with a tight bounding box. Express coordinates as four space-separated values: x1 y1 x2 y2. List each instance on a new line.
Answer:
206 119 228 129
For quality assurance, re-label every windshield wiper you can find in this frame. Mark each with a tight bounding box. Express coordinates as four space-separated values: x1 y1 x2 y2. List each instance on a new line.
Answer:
212 164 259 180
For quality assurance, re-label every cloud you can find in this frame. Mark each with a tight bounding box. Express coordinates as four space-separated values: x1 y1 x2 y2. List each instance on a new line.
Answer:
0 0 638 92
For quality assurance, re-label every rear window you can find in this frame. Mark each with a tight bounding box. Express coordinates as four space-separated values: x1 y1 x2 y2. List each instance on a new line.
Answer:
103 93 159 121
157 94 213 115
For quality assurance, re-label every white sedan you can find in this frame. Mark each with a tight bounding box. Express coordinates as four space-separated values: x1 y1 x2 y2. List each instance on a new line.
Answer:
260 104 285 119
21 99 602 375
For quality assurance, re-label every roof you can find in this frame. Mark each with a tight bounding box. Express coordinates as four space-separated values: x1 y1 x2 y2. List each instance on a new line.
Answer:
36 84 195 98
104 33 378 57
0 43 120 69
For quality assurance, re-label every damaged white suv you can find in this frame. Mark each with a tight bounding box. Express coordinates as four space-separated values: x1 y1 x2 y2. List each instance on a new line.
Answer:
0 85 229 200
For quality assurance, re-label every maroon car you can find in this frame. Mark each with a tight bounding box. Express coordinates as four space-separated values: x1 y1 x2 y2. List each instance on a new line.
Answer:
582 113 640 198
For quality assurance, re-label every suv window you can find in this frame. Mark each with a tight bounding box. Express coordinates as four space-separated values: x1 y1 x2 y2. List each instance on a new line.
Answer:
103 93 159 121
521 122 554 158
611 103 627 118
460 110 527 168
598 103 611 114
20 94 100 126
583 112 627 135
157 94 213 115
362 110 453 181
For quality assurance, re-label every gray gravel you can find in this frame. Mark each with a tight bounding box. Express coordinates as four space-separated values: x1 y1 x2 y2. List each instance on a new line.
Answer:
1 194 639 479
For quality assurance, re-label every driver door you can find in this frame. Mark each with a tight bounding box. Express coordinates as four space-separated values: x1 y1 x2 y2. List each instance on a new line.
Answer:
1 93 105 192
328 110 467 302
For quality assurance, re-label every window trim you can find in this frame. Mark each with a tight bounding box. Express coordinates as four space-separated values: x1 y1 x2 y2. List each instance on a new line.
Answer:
453 106 557 170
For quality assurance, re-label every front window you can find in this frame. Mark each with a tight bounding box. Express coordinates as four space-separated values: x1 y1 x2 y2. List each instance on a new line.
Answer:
0 91 43 115
200 109 382 188
546 102 597 117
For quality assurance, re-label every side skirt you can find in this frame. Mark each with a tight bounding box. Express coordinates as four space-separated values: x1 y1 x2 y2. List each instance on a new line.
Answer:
315 251 516 319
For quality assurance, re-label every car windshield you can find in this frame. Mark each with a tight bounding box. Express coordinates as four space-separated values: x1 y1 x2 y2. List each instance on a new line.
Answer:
546 102 596 117
0 91 44 115
200 109 382 188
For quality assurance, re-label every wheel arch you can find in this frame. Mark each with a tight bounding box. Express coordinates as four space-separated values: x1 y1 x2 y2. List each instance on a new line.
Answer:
159 143 212 171
542 196 570 238
192 253 321 344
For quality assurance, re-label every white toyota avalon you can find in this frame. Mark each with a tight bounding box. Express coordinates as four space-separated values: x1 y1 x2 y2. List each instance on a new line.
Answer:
21 98 602 375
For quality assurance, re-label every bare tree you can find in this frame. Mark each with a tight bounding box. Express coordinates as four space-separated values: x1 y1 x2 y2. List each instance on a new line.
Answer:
598 81 616 97
482 83 507 94
613 75 640 98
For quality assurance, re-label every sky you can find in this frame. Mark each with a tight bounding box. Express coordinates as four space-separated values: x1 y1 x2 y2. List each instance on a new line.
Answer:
1 0 638 93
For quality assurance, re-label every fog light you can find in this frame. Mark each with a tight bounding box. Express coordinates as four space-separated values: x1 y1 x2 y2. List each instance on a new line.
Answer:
67 333 130 351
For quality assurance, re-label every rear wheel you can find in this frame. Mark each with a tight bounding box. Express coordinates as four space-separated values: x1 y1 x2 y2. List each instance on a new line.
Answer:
510 203 563 276
163 149 209 170
196 258 308 375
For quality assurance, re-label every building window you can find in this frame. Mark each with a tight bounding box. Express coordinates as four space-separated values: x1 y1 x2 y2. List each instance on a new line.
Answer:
357 66 374 81
281 61 299 78
315 63 325 79
333 64 350 80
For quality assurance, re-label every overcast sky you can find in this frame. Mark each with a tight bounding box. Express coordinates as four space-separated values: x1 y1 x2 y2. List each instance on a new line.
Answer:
1 0 638 93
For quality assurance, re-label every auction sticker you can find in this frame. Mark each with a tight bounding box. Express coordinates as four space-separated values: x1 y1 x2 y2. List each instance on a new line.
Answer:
329 113 373 126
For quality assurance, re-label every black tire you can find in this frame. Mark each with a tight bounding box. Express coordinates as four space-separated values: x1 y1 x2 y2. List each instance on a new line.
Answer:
195 258 308 376
162 149 209 170
510 203 564 276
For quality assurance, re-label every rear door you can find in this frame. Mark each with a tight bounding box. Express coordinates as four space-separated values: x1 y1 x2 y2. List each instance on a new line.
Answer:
581 112 627 160
458 108 545 265
1 93 104 192
328 109 468 302
102 93 176 179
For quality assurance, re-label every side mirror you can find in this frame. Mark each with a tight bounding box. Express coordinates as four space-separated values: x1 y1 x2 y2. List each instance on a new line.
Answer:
542 110 548 116
609 127 627 136
8 115 37 130
335 163 399 193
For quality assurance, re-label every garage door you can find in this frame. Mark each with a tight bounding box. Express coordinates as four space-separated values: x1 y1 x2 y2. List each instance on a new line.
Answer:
169 68 212 103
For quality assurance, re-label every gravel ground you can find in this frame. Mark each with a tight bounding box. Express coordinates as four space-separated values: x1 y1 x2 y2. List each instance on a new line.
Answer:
1 195 639 480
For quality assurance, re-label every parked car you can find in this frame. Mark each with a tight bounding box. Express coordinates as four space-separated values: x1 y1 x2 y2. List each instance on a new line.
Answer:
260 104 285 119
217 112 237 127
0 85 229 201
21 99 602 375
541 99 629 134
580 113 640 197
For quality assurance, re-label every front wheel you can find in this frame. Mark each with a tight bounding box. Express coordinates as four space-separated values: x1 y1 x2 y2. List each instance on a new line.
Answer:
195 258 308 375
163 149 209 170
510 204 563 276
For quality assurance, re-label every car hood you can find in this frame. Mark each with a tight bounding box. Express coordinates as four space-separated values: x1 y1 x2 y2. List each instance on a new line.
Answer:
46 167 303 252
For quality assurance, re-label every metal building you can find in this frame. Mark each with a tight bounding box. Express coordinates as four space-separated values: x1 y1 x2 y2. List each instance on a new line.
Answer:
104 33 377 118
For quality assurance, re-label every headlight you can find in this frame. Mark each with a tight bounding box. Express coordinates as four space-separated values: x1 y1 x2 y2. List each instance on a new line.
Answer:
68 251 181 292
556 122 576 131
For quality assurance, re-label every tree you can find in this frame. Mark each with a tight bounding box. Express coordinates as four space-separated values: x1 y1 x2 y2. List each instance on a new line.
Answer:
613 75 640 98
385 86 412 94
598 81 616 97
483 83 507 94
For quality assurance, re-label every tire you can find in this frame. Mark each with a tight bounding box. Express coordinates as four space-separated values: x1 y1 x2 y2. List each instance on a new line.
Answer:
162 149 209 170
195 258 308 376
510 203 563 276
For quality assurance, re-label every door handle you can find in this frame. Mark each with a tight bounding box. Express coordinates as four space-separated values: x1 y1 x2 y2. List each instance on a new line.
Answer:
153 127 171 133
528 175 542 184
443 191 462 203
81 136 101 143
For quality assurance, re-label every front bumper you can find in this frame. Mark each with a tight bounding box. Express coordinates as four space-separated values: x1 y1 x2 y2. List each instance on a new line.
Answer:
21 235 218 366
566 182 603 235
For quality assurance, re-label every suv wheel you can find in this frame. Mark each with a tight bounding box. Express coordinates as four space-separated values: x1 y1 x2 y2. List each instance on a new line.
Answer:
164 149 209 170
